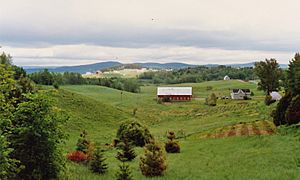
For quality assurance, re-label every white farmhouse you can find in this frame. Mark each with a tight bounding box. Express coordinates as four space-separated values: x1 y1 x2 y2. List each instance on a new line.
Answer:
270 91 282 101
231 89 251 100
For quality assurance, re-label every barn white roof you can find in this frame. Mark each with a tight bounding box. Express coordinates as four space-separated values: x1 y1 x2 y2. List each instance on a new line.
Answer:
157 87 192 96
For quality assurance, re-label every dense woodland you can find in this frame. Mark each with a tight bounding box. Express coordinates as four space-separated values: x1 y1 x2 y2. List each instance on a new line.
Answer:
138 66 256 84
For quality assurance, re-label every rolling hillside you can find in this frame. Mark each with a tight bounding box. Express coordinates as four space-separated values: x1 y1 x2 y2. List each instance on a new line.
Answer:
52 80 300 179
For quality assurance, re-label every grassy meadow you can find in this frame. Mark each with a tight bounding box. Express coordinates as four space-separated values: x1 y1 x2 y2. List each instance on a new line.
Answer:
51 80 300 179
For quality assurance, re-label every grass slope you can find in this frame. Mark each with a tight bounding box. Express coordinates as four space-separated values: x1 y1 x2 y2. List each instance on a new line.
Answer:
52 80 300 179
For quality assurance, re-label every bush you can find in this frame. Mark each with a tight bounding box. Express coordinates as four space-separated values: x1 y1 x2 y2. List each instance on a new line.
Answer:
206 86 213 91
286 95 300 125
53 82 59 89
265 95 275 105
89 147 108 174
66 151 89 163
165 141 180 153
116 163 133 180
76 130 91 154
206 93 217 106
117 120 153 147
273 93 293 126
140 140 167 177
165 131 180 153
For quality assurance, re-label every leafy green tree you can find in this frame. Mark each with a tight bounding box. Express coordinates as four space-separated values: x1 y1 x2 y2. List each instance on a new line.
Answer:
0 52 12 65
89 147 108 174
286 53 300 95
254 59 282 95
8 93 68 179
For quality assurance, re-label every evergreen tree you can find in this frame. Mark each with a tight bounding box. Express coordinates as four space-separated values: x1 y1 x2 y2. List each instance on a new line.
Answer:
287 53 300 95
165 131 180 153
139 140 167 177
116 139 136 162
115 163 133 180
89 147 108 174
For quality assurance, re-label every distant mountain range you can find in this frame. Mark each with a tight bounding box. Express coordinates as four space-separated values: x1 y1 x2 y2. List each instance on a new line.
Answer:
23 61 288 74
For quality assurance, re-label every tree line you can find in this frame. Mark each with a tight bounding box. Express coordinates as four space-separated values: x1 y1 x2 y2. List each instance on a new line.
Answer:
29 69 141 93
138 65 256 84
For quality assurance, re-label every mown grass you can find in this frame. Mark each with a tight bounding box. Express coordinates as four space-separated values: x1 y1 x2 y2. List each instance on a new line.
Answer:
50 80 300 179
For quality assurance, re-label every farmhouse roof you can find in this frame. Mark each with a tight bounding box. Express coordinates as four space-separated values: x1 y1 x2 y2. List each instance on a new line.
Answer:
157 87 192 96
232 89 251 94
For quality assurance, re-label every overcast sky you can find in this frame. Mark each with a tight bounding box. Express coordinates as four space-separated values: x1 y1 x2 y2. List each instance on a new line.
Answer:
1 0 300 66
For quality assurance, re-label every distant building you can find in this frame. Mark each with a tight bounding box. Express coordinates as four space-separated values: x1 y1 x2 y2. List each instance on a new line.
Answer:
224 75 230 80
231 89 251 100
157 87 192 101
270 91 282 101
95 70 102 75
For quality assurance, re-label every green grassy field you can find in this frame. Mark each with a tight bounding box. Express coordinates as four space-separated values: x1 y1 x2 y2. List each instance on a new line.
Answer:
51 80 300 179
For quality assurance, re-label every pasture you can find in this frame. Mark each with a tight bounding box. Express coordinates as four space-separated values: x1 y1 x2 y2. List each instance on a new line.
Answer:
52 80 300 179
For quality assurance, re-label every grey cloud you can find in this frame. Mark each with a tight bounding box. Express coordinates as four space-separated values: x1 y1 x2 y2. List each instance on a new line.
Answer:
1 25 299 52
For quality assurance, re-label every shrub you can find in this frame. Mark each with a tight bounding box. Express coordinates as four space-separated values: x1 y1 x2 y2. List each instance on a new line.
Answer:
53 82 59 89
116 163 133 180
165 141 180 153
140 140 167 177
67 151 88 163
264 95 275 105
89 147 108 174
286 95 300 125
273 92 293 126
165 131 180 153
206 93 217 106
117 120 153 147
116 140 136 162
206 86 213 91
76 130 91 154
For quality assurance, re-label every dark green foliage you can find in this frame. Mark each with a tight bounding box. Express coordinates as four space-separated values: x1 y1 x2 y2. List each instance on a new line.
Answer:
206 93 217 106
117 120 153 147
0 52 12 65
273 93 293 126
140 140 167 177
29 70 86 85
86 77 141 93
265 95 275 106
138 66 256 84
116 140 136 162
286 96 300 125
165 131 180 153
116 163 133 180
287 53 300 95
0 133 20 179
8 93 68 179
53 81 59 89
89 147 108 174
76 130 91 154
254 59 282 95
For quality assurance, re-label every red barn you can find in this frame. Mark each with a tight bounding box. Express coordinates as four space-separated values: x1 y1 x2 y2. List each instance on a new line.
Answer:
157 87 192 101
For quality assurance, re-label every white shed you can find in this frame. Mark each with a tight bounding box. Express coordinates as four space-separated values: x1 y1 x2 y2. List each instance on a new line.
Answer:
270 91 282 101
224 75 230 80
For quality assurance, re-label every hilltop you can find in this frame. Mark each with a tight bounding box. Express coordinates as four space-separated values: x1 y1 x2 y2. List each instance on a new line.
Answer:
23 61 289 74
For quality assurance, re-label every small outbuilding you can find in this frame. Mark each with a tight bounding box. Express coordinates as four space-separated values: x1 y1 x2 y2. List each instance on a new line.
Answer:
224 75 230 80
231 89 251 100
157 87 192 101
270 91 282 101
